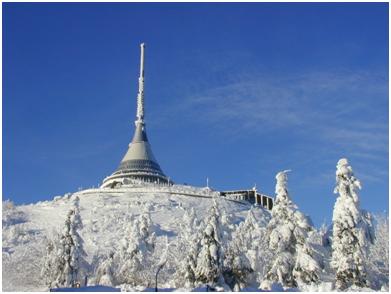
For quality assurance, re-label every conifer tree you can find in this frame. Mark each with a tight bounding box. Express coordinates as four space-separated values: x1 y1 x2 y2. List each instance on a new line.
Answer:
293 242 321 285
224 207 268 290
367 214 389 290
331 158 372 290
42 196 87 288
223 231 252 290
195 199 226 288
219 202 235 246
174 208 200 288
41 235 61 289
117 205 156 286
94 252 115 286
262 171 320 289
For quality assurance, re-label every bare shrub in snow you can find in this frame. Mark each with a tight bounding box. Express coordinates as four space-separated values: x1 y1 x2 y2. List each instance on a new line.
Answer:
3 224 32 247
2 200 27 228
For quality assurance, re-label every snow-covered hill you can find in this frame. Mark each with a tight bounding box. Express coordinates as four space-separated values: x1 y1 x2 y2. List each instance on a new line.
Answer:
2 185 266 291
3 181 388 292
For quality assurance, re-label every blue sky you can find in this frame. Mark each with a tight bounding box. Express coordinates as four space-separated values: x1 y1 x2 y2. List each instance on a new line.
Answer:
3 3 388 226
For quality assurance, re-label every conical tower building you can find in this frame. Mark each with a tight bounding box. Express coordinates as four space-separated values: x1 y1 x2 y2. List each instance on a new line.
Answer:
101 43 169 188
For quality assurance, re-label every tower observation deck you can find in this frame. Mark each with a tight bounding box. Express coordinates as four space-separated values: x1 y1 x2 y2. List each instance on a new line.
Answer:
101 43 170 188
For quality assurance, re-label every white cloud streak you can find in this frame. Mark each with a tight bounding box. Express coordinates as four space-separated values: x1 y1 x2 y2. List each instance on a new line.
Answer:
173 69 387 151
162 68 388 183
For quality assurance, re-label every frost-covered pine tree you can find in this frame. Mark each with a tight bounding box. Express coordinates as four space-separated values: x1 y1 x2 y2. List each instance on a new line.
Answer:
367 214 389 290
223 229 252 290
247 210 272 286
42 196 87 288
94 252 115 286
331 158 372 290
293 241 321 286
219 201 235 246
117 205 156 286
41 234 61 289
224 207 270 290
195 199 226 288
154 236 170 290
174 207 200 288
261 170 320 289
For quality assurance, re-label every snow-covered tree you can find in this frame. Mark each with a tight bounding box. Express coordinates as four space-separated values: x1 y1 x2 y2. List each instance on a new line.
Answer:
154 236 170 291
194 199 226 288
331 158 372 290
94 252 115 286
2 200 29 246
223 207 270 290
41 234 60 288
223 229 252 290
5 238 47 291
261 170 320 289
293 242 321 286
367 214 389 290
41 196 87 288
117 205 156 287
219 201 235 246
174 207 201 288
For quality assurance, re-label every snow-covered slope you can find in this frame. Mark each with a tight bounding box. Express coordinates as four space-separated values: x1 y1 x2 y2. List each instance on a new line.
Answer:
2 186 267 291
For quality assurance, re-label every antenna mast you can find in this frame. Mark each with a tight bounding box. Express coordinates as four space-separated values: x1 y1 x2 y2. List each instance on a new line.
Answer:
136 43 145 124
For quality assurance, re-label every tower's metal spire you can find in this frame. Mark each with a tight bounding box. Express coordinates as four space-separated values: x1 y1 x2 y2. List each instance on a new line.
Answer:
136 43 145 124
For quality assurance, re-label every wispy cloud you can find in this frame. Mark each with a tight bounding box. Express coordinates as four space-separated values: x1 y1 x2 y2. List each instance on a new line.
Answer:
159 68 388 183
170 69 387 149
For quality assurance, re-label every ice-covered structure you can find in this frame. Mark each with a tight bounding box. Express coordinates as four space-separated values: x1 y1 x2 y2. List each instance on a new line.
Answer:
101 43 169 188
